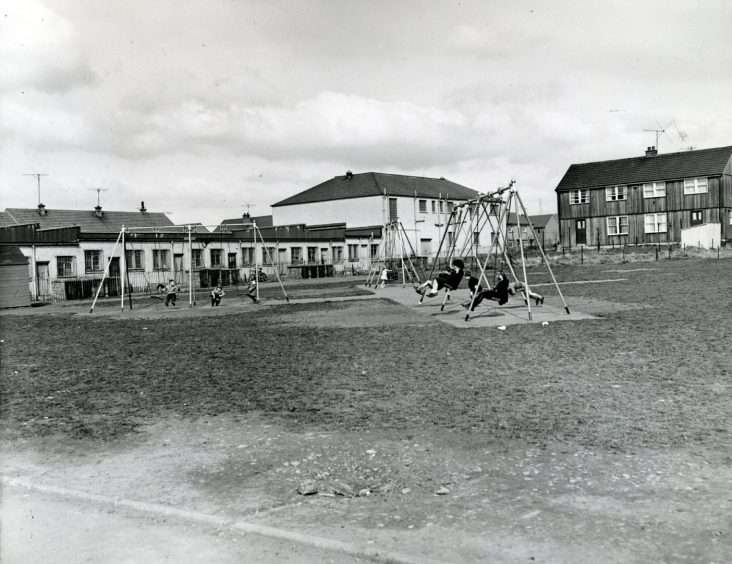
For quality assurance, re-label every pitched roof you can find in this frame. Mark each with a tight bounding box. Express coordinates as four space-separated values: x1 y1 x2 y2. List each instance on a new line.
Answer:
272 172 479 207
2 208 175 233
0 245 27 266
507 213 555 228
555 145 732 192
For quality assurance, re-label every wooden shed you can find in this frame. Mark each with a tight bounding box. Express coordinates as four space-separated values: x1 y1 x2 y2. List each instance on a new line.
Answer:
0 245 31 308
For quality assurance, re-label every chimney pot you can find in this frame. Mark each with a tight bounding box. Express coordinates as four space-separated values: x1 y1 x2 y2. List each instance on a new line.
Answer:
645 146 658 157
95 205 103 218
37 203 47 216
140 201 147 214
345 170 353 179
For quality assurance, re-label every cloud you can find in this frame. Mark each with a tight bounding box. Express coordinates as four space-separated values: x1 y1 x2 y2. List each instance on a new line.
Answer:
0 1 97 93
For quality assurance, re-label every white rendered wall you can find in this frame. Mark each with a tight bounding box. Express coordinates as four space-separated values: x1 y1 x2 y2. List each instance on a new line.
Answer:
272 196 384 228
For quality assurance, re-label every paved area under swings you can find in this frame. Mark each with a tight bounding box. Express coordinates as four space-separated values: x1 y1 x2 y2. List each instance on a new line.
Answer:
369 284 597 328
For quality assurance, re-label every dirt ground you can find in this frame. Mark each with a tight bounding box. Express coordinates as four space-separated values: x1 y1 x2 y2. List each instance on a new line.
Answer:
1 258 731 562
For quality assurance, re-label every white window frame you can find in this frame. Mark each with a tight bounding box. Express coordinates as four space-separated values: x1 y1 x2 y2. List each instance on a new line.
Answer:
569 189 589 205
210 248 222 268
690 210 704 226
56 256 76 278
84 250 103 273
152 249 170 270
644 213 667 233
605 186 627 201
192 249 204 269
683 177 708 195
332 246 344 262
240 247 254 266
606 215 629 236
125 249 145 270
643 181 666 198
347 244 359 262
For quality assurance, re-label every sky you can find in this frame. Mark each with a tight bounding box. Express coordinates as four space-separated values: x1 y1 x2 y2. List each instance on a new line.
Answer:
1 0 731 226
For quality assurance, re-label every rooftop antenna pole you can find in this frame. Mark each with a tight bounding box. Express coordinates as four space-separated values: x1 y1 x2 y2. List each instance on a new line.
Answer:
24 173 48 205
643 128 665 150
92 186 108 207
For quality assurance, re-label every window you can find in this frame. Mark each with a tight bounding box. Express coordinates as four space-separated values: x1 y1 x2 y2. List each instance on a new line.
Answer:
643 181 666 198
605 186 627 201
431 201 436 213
264 247 276 264
307 246 318 263
370 244 379 258
473 231 480 246
606 216 629 236
439 200 444 213
418 200 427 213
348 244 359 262
570 189 589 205
153 249 170 270
690 210 703 226
192 249 204 269
227 253 237 268
447 201 454 213
388 198 398 221
333 246 344 262
84 250 102 273
210 248 222 268
291 247 302 264
644 213 667 233
241 247 254 266
447 231 454 246
57 256 76 277
684 177 708 194
125 249 144 270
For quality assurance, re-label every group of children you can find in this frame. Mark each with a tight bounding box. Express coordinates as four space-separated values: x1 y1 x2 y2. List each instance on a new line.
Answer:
414 258 544 311
157 278 259 307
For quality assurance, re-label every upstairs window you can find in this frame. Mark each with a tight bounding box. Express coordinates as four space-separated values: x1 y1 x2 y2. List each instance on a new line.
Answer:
569 189 589 205
644 213 667 233
431 201 436 213
418 199 427 213
684 177 708 195
606 215 629 236
605 186 627 201
643 181 666 198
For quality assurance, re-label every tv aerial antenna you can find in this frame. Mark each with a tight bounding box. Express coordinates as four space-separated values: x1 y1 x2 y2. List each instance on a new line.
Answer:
91 186 108 207
23 172 48 205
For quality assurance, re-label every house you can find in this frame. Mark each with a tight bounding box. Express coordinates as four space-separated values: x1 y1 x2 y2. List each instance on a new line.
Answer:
271 172 481 257
507 213 559 249
555 145 732 249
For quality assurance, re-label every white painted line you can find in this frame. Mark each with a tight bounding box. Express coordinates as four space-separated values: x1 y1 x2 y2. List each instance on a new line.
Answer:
2 476 453 564
531 278 627 287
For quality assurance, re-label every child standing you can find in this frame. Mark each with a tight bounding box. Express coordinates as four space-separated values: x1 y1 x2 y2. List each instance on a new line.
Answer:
379 267 391 288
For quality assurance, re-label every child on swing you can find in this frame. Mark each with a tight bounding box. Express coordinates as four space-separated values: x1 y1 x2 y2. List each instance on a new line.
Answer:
210 284 225 306
416 258 465 297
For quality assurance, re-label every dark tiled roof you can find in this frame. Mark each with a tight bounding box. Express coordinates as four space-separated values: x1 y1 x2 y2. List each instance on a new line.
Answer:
217 215 272 232
0 245 27 266
0 211 17 228
2 208 174 233
272 172 479 207
555 146 732 192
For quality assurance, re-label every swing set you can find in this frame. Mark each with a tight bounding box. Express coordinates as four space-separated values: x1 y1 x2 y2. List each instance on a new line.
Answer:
89 220 290 313
420 181 570 321
365 220 421 288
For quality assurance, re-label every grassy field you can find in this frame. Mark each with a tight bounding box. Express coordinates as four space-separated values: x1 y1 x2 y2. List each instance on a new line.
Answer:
2 258 730 451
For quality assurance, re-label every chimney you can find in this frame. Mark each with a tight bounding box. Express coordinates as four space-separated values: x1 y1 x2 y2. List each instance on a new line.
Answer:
345 170 353 179
95 205 103 218
37 203 47 216
645 146 658 157
139 201 147 214
243 212 251 220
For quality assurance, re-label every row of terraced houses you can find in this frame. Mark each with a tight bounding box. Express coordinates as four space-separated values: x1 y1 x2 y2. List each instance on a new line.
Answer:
1 144 731 307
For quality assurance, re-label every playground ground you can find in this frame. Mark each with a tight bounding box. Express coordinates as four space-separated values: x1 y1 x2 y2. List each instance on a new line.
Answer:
1 257 731 563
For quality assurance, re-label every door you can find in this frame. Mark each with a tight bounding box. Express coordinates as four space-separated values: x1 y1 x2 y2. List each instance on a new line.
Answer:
174 254 184 282
36 262 50 300
278 248 287 274
576 219 587 245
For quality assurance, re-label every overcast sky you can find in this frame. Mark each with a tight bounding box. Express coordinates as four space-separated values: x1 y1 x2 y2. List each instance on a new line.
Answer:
2 0 730 226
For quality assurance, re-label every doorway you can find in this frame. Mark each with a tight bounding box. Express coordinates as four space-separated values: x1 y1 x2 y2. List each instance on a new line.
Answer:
36 262 50 300
576 219 587 245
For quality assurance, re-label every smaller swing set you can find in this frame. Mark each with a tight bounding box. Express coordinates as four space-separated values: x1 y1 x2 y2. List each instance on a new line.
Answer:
89 220 290 313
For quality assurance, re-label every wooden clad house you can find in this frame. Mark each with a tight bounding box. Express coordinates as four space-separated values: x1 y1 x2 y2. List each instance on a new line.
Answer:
0 245 31 308
555 145 732 249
